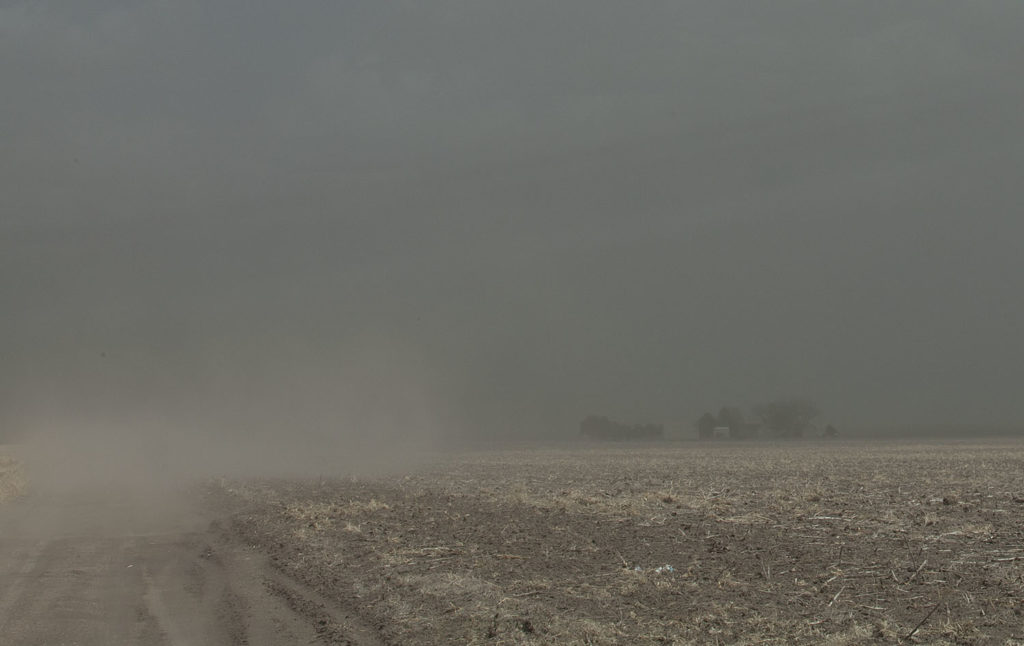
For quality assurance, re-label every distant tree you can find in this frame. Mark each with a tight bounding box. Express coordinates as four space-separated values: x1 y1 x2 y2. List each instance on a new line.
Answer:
753 400 820 438
717 406 753 440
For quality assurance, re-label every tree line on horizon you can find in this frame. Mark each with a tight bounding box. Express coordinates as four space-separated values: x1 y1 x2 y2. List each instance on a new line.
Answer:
578 400 832 442
697 400 832 440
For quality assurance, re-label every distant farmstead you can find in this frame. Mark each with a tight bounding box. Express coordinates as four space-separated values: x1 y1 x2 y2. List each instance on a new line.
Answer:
695 399 830 440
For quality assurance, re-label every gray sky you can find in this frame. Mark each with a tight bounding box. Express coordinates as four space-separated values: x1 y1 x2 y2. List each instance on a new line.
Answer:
3 1 1024 442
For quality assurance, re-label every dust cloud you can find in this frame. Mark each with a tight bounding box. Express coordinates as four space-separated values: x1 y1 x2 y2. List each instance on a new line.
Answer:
11 333 452 493
4 1 1024 491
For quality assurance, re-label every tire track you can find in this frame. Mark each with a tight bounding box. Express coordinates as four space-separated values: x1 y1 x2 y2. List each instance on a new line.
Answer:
261 567 388 646
0 485 387 645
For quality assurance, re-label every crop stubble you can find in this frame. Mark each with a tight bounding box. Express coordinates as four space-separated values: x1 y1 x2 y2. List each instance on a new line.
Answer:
216 441 1024 645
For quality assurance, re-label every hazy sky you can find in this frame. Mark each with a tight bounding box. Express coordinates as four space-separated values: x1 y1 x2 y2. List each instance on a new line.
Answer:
3 1 1024 441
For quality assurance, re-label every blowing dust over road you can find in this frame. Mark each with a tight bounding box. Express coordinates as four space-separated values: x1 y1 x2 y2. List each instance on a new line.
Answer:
0 475 368 644
0 431 405 646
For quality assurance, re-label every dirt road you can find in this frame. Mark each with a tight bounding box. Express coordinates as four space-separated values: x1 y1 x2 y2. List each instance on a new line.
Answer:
0 483 377 646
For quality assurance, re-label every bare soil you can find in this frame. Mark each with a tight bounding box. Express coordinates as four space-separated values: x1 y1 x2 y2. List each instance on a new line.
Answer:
215 441 1024 645
0 480 375 645
4 441 1022 644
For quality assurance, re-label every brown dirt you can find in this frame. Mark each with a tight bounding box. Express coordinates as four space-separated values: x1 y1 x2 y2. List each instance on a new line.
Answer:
212 440 1024 645
0 481 384 645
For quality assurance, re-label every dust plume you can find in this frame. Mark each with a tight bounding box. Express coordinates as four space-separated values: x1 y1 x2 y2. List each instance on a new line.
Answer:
12 333 452 493
4 1 1024 475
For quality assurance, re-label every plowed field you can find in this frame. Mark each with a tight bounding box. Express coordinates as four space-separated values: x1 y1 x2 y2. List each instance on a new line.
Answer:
215 441 1024 645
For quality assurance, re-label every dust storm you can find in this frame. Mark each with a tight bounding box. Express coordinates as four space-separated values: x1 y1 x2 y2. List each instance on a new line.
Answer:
4 2 1024 644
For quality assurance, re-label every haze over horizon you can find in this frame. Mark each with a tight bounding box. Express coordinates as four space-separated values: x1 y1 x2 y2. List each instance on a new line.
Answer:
3 2 1024 449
